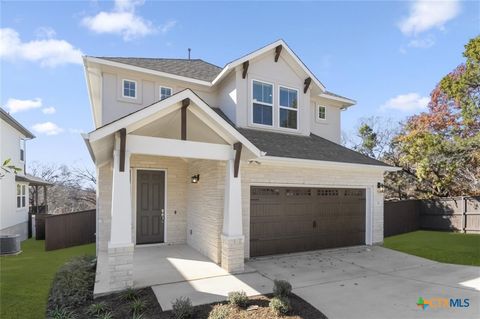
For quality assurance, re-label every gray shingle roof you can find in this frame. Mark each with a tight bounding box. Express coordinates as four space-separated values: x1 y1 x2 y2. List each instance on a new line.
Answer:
211 108 390 167
96 57 222 82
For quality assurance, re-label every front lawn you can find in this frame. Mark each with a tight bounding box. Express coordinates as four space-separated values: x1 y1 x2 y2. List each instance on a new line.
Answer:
384 230 480 266
0 239 95 319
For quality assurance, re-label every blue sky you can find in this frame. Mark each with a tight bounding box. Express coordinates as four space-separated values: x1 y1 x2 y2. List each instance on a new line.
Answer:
1 0 478 170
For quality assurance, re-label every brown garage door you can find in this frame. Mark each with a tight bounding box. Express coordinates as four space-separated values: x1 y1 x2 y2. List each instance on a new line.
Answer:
250 186 366 257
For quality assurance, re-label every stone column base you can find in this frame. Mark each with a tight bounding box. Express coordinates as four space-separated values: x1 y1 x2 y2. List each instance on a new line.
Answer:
108 243 134 291
221 235 245 273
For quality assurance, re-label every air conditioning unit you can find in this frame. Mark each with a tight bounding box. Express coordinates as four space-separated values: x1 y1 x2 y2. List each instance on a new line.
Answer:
0 234 21 255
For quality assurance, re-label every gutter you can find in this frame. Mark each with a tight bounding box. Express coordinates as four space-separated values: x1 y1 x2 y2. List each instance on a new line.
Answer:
82 133 96 163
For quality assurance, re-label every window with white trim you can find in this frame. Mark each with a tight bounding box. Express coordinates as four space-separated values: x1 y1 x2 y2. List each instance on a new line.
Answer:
317 105 326 120
252 80 273 126
160 87 172 100
279 87 298 129
122 79 136 98
17 184 26 208
19 139 25 161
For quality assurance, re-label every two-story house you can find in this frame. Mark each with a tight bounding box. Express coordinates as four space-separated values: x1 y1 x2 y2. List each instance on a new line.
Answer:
0 108 36 241
83 40 398 294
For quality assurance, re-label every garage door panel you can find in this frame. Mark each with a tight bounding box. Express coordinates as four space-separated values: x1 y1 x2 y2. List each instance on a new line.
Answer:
250 186 366 257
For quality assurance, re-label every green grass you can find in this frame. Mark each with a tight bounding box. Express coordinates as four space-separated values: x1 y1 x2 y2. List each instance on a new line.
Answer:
0 239 95 319
384 230 480 266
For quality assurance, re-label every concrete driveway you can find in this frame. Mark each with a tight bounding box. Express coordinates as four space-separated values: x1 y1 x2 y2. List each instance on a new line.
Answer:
247 246 480 319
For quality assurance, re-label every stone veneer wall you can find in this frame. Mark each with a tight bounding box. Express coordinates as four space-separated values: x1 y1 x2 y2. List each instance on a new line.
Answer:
186 159 225 264
97 162 113 253
240 162 385 258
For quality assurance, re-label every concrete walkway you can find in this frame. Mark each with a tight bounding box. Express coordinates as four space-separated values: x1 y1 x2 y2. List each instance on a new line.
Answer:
247 246 480 319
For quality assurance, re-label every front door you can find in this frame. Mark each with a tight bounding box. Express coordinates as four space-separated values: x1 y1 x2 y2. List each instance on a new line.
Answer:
136 170 165 244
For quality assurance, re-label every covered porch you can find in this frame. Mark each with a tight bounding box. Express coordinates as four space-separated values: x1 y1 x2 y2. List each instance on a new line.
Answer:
86 90 262 294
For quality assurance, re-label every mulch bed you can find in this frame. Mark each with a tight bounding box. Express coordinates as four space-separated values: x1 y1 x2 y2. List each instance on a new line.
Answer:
157 293 327 319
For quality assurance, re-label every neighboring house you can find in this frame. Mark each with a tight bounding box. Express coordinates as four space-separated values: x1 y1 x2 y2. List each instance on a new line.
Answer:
0 108 44 240
83 40 399 292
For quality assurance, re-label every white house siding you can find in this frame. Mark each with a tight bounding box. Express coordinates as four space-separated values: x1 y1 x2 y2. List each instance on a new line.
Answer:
100 66 217 126
130 155 188 244
240 162 385 259
186 159 225 264
310 97 342 144
0 119 29 240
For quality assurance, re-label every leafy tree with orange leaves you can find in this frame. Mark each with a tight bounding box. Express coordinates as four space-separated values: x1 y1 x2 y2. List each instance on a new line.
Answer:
394 36 479 197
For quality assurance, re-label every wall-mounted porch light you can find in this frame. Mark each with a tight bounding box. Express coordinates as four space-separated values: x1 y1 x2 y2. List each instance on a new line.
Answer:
377 182 385 193
191 174 200 184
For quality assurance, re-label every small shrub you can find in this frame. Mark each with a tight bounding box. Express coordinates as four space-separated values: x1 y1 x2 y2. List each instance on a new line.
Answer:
48 306 77 319
87 302 109 316
130 298 147 314
96 312 114 319
207 304 230 319
121 288 138 301
273 279 292 298
131 312 144 319
269 296 291 315
171 297 194 319
227 290 248 308
48 256 96 309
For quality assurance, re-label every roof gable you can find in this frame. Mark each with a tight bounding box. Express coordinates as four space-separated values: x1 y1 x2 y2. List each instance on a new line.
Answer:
0 107 35 139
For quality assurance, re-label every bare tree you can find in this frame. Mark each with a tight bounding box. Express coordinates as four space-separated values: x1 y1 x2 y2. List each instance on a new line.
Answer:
28 162 96 214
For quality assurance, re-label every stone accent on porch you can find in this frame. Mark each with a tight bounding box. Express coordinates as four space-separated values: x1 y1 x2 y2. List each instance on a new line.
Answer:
221 235 245 273
108 244 134 291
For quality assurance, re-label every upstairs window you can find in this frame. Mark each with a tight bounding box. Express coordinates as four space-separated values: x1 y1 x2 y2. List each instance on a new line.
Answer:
122 79 137 98
252 80 273 126
160 87 172 100
318 105 326 120
279 87 298 129
17 184 26 208
19 139 25 161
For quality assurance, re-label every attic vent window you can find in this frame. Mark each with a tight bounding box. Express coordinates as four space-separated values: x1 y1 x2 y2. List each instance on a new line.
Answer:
160 87 172 100
122 79 136 98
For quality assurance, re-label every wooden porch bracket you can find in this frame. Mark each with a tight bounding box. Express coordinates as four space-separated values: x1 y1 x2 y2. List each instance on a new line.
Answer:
119 128 126 172
304 77 312 93
233 142 242 178
242 61 249 79
275 45 283 62
181 98 190 140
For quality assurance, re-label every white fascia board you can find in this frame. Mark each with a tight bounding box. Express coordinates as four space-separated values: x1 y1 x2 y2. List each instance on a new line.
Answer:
128 135 235 161
257 156 401 172
81 133 96 163
87 89 263 158
318 93 356 107
211 40 326 92
84 57 213 87
88 90 191 142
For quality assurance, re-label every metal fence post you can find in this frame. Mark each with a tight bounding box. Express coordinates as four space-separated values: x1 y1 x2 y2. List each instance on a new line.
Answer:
463 196 467 233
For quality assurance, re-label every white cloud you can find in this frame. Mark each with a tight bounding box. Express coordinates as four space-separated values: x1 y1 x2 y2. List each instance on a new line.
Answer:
35 26 56 39
82 0 163 41
160 20 177 34
0 28 83 67
42 107 56 114
5 98 42 113
408 36 436 48
381 93 430 112
398 0 461 36
68 128 85 134
32 122 64 136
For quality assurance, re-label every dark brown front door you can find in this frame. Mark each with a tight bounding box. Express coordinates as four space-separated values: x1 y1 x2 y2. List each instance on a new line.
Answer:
250 186 366 257
136 170 165 244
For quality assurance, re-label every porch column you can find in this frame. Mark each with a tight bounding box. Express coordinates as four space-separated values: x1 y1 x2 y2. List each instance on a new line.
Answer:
108 132 134 291
221 159 244 273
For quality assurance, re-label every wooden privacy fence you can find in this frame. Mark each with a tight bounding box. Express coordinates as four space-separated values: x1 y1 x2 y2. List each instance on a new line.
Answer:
44 209 96 251
384 196 480 237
